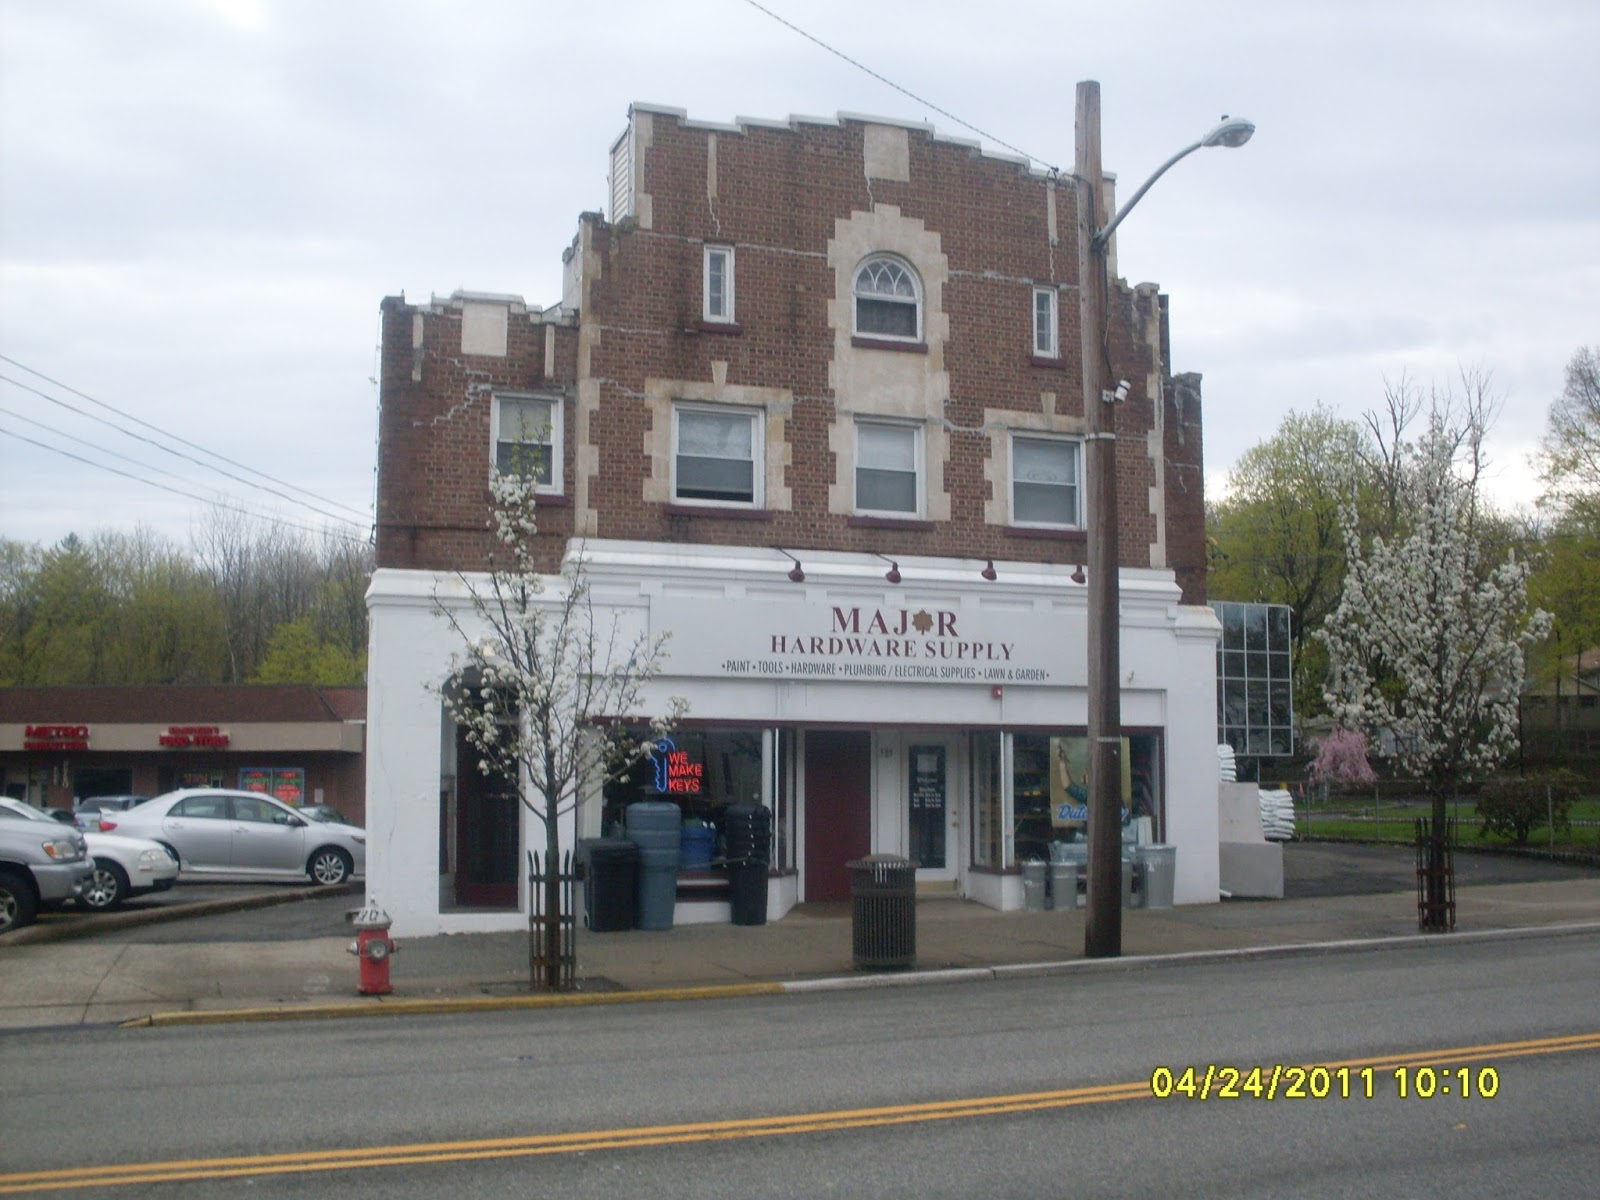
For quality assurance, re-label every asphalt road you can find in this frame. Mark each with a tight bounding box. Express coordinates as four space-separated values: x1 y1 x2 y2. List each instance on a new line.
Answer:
2 928 1595 1198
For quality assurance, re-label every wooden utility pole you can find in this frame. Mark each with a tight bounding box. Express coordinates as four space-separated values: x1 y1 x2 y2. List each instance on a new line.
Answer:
1076 80 1123 958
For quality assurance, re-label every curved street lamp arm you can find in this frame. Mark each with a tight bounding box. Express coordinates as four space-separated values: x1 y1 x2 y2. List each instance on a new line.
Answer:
1089 139 1204 253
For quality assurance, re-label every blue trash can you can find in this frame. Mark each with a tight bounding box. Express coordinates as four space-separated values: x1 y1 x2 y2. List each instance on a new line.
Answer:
626 801 681 930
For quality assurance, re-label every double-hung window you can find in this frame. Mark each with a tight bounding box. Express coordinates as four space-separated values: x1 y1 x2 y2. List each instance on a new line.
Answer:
1011 434 1081 527
853 255 921 341
493 394 561 492
674 404 761 506
703 245 735 324
1033 286 1059 358
856 421 921 516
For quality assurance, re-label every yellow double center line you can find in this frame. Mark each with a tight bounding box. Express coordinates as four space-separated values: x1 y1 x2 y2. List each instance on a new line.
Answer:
5 1031 1597 1194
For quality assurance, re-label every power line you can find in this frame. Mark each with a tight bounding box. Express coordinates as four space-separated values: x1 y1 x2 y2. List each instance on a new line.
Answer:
0 354 372 524
0 373 366 534
0 427 371 548
739 0 1062 173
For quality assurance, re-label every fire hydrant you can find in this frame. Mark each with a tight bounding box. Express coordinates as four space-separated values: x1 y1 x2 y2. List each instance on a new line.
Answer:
346 904 398 995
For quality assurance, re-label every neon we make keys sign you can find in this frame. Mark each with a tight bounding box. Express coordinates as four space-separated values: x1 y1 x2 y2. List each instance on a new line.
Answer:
651 738 703 795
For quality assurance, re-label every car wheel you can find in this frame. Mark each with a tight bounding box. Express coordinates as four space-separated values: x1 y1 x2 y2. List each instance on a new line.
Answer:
308 847 352 886
81 860 130 911
0 867 38 934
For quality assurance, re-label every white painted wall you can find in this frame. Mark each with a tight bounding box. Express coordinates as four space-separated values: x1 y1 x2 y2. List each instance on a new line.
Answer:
365 542 1222 934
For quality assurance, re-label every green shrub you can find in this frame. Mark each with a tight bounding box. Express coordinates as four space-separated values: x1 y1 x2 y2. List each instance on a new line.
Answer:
1475 771 1580 844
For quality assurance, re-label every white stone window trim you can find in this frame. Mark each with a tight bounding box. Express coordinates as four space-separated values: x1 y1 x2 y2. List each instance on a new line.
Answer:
672 401 765 508
1032 286 1059 359
490 391 564 495
854 418 924 518
852 254 923 343
703 244 735 324
1009 431 1083 529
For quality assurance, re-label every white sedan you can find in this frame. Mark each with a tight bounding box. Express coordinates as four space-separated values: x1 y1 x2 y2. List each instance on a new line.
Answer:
103 789 366 886
80 829 180 911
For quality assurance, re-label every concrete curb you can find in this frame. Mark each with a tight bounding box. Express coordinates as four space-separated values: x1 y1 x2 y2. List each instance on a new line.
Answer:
115 919 1600 1029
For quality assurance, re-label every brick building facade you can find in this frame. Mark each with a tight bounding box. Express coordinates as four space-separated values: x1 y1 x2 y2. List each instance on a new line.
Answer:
365 105 1222 936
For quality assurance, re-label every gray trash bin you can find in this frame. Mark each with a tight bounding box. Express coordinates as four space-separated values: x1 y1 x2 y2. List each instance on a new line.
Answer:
1050 860 1082 910
1122 851 1141 909
1022 860 1048 911
1139 844 1176 908
626 800 681 930
848 855 916 969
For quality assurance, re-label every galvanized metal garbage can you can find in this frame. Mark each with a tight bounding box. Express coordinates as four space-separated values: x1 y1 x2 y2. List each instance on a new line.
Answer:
847 854 916 969
1021 860 1048 911
1138 844 1176 909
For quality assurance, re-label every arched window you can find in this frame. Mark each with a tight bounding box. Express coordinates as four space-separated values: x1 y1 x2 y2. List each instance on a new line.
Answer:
853 255 922 341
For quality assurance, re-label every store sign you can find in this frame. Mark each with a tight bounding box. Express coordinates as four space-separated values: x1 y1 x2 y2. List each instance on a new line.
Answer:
24 724 90 751
159 725 231 748
650 739 703 794
654 597 1084 686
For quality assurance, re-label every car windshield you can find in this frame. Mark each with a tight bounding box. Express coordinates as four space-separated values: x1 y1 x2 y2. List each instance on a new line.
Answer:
302 808 348 824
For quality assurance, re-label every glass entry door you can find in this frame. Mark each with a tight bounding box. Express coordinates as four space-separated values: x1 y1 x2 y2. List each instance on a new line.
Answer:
905 737 961 885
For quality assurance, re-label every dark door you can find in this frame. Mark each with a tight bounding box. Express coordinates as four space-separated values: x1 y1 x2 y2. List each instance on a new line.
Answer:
454 727 520 908
804 730 872 902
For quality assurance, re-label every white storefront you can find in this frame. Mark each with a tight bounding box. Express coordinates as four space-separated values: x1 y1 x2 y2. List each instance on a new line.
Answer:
364 541 1221 937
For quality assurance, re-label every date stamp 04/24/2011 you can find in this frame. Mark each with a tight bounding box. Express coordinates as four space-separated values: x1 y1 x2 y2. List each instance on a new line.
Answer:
1149 1064 1501 1101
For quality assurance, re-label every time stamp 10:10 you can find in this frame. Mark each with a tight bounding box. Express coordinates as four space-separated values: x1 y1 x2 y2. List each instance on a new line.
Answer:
1149 1063 1501 1101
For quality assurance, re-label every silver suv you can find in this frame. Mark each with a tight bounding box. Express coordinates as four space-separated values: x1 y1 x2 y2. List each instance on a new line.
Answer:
0 799 95 933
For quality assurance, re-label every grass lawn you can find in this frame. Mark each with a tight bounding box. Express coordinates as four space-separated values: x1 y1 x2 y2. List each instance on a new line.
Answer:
1294 796 1600 855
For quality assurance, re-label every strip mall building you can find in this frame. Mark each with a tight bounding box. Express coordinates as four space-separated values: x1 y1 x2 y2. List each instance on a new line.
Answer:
366 104 1223 937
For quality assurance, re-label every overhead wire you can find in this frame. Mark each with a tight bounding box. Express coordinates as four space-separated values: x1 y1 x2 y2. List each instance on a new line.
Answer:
0 354 371 527
0 426 372 546
739 0 1062 173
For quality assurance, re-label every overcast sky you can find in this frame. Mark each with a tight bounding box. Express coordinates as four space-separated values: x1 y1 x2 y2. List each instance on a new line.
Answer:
2 0 1596 552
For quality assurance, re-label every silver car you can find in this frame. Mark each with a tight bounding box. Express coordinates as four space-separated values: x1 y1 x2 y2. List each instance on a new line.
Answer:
102 789 365 886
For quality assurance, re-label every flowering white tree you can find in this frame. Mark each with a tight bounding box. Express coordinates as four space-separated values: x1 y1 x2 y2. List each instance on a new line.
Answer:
1319 392 1550 928
433 473 684 989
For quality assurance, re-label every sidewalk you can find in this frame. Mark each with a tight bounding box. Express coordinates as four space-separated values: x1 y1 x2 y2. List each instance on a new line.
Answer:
3 862 1599 1030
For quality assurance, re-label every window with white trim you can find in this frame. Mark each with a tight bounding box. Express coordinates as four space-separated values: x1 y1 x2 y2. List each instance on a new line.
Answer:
493 394 561 492
853 255 922 341
673 404 762 506
1033 286 1059 358
1010 434 1081 527
703 245 734 324
856 421 922 516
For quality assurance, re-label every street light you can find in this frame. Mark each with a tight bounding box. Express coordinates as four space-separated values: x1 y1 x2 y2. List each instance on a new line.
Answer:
1076 82 1254 959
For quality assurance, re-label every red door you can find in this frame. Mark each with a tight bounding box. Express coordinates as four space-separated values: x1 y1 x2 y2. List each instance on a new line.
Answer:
804 731 872 902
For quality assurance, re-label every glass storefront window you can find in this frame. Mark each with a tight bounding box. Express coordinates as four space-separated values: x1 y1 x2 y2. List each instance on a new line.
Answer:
972 732 1003 867
601 727 794 870
1008 731 1163 865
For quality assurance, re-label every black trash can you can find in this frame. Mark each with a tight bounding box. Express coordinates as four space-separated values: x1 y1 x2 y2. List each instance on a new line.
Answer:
847 854 916 969
583 838 638 933
722 803 771 926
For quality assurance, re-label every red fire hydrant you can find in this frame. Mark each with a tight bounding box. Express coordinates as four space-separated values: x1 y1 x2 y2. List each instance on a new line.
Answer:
346 904 398 995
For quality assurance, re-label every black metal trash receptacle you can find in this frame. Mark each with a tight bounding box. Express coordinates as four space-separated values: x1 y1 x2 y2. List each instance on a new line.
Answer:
847 854 916 969
722 803 772 926
584 838 639 932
